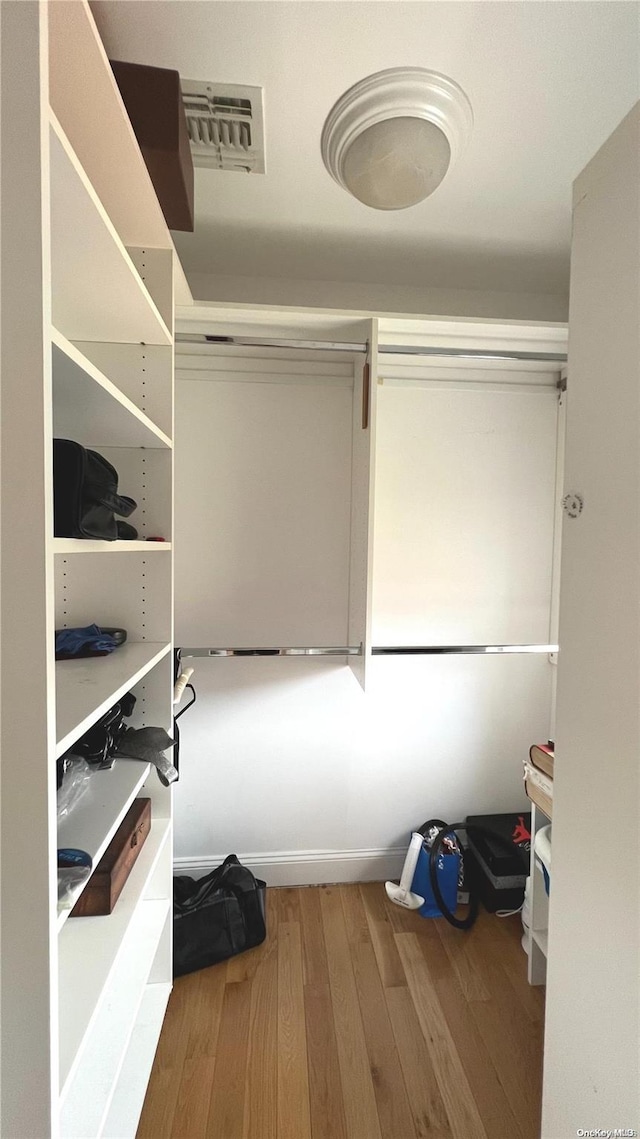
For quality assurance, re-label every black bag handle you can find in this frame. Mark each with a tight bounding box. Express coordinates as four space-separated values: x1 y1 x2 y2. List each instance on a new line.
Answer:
95 491 137 518
175 855 242 913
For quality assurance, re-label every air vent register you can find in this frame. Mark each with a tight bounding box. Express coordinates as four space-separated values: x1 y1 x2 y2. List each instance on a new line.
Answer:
181 80 265 173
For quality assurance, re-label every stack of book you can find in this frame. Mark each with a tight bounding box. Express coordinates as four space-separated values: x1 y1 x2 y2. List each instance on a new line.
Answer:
524 742 554 817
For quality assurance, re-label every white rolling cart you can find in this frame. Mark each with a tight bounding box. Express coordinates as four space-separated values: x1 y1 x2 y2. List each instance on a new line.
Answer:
526 801 551 985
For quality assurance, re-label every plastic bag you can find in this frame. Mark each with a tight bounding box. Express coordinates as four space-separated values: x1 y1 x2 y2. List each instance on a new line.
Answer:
57 848 93 913
57 756 92 820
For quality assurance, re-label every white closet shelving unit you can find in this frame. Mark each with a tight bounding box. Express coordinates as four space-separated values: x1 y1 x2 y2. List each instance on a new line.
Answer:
1 2 183 1136
174 309 378 689
174 304 567 689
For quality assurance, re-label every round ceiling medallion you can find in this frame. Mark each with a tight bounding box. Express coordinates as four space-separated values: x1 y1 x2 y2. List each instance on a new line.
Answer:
321 68 473 210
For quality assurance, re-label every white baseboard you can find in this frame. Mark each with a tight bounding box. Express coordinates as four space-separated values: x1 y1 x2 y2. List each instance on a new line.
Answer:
173 846 407 887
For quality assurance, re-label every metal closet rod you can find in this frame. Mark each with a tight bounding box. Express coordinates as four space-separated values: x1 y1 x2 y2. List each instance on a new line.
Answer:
181 644 558 658
175 333 567 365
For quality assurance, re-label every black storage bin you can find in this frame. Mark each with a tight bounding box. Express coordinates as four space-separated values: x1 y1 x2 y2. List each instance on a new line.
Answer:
466 812 531 913
173 855 267 977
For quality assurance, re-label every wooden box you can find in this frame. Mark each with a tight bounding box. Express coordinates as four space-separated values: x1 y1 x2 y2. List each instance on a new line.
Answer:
110 59 194 231
71 798 151 917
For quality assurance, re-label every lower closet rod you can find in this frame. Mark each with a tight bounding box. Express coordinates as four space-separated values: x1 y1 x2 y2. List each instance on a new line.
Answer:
373 644 558 655
181 644 558 657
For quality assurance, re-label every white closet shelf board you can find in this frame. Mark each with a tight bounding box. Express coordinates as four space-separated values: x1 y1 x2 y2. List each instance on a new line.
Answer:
54 539 172 554
176 302 372 342
56 642 172 757
533 929 549 957
48 0 168 249
58 819 171 1100
101 981 171 1139
57 760 151 932
377 316 568 356
60 901 170 1138
48 0 192 306
49 113 172 346
52 331 172 449
176 305 567 351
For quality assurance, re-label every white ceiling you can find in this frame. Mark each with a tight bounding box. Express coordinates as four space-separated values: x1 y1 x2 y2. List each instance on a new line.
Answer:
92 1 639 298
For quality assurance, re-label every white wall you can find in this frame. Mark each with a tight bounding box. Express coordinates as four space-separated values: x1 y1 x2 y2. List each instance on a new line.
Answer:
174 653 553 884
542 104 640 1135
187 271 569 324
173 349 559 885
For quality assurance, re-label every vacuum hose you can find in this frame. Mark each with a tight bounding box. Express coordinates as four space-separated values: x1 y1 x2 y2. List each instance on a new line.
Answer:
419 819 527 931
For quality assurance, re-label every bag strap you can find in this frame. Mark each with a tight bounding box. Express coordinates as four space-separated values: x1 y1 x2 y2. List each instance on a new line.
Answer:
175 855 241 912
95 491 137 518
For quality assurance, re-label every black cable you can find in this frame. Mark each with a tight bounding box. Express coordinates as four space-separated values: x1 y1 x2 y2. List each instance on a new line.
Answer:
173 649 197 778
418 818 527 930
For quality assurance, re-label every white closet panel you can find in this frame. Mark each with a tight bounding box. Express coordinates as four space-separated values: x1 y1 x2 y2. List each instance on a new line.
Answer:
175 370 353 646
373 380 559 645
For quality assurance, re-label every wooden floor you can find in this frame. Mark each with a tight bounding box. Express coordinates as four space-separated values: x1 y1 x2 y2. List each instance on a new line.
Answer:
138 885 545 1139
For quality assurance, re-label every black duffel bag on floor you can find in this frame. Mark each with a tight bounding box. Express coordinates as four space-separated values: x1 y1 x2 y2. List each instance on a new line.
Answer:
173 855 267 978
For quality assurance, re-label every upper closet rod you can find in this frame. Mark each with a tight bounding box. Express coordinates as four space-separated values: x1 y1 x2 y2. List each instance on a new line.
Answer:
175 333 568 365
181 644 558 657
182 647 361 657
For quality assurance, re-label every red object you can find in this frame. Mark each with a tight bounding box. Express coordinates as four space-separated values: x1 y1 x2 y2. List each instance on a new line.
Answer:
146 536 166 542
512 814 532 845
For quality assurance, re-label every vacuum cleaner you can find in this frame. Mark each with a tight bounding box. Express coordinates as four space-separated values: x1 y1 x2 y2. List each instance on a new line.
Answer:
387 818 529 930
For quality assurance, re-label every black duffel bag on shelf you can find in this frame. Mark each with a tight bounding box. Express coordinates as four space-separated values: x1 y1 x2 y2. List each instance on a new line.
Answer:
53 438 138 540
173 855 267 978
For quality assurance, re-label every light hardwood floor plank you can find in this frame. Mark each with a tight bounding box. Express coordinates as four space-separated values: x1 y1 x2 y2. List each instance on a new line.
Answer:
185 963 227 1060
304 981 349 1139
413 913 523 1139
453 914 544 1139
395 931 489 1139
206 980 252 1139
340 882 371 946
173 1058 216 1138
385 985 454 1139
350 936 418 1139
299 884 330 987
277 920 312 1139
473 910 545 1025
243 926 278 1139
137 977 190 1139
360 881 408 988
273 886 302 924
436 918 492 1003
320 885 383 1139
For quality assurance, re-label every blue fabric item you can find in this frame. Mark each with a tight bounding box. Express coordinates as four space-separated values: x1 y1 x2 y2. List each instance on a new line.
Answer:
55 624 117 655
412 843 460 918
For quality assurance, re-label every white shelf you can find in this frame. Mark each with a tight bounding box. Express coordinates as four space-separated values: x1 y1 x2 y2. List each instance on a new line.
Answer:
56 642 171 758
57 759 151 930
59 818 171 1102
532 928 549 957
52 329 172 449
60 898 170 1138
54 539 172 554
100 982 172 1139
48 1 169 255
49 112 172 346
